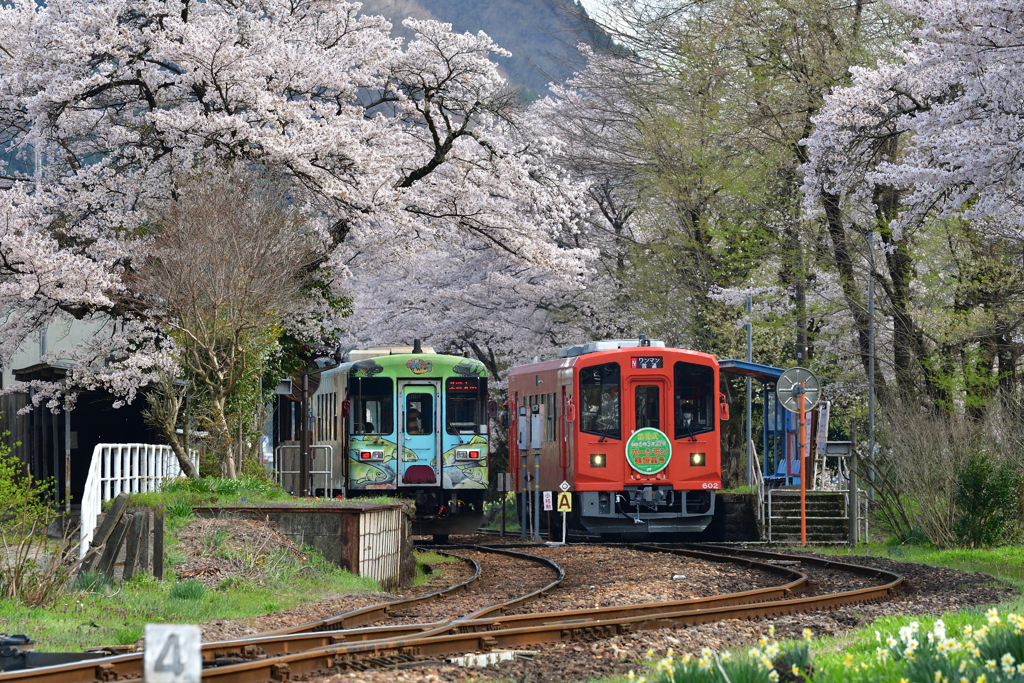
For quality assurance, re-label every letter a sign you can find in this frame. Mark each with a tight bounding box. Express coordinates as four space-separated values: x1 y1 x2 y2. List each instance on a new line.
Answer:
557 492 572 512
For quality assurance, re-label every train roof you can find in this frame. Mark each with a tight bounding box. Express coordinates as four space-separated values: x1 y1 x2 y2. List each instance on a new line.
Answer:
507 342 718 378
331 352 488 378
557 338 666 358
344 345 436 360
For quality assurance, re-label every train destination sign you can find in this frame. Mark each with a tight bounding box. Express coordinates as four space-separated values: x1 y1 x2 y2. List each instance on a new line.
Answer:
626 427 672 475
631 356 663 369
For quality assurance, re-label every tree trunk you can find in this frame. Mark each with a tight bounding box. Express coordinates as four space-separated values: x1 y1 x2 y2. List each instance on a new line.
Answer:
210 395 238 479
166 431 199 479
822 192 888 400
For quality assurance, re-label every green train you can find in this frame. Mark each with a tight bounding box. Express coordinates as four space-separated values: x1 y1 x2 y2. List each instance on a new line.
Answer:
309 344 491 538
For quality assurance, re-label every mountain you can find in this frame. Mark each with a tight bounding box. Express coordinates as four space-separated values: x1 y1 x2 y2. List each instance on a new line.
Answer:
359 0 612 100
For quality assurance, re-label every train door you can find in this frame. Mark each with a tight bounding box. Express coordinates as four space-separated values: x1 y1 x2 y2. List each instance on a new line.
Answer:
398 380 441 486
626 376 670 438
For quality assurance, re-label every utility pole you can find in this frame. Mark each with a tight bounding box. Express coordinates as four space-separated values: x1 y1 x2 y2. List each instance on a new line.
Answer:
868 230 876 505
746 296 753 487
299 369 310 497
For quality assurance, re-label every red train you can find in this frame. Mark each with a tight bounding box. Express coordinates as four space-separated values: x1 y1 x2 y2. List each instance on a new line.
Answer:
507 338 726 536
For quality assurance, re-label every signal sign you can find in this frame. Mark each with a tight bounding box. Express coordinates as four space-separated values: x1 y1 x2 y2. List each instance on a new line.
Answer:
557 492 572 512
543 491 553 511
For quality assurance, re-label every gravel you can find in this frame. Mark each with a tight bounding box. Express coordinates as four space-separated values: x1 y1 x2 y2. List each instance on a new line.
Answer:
303 548 1019 683
198 549 473 642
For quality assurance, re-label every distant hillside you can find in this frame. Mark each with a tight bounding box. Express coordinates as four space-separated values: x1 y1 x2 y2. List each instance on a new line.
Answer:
360 0 612 99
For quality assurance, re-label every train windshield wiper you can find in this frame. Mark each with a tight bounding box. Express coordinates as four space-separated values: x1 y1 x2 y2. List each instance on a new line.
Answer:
683 422 698 442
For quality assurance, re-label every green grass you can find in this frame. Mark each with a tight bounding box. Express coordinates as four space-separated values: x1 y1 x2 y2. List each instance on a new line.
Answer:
1 554 383 652
412 550 460 588
113 476 399 531
811 541 1024 588
720 485 752 495
597 599 1024 683
119 475 293 511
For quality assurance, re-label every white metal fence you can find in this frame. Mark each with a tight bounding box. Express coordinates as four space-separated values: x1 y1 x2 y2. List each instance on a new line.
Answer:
80 444 198 558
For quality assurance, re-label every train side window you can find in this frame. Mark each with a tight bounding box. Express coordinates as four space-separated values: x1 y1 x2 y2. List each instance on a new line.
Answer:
446 377 483 435
635 385 660 430
579 362 621 439
674 362 714 439
352 377 394 435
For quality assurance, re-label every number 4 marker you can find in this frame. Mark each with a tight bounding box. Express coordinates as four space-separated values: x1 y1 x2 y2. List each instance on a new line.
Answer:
144 624 202 683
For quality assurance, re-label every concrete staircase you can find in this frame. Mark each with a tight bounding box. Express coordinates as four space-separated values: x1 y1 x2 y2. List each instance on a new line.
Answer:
765 490 849 544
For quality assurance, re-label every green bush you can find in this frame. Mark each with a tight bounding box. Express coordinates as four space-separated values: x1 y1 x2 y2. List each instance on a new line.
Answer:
169 580 206 601
954 450 1023 548
0 438 79 605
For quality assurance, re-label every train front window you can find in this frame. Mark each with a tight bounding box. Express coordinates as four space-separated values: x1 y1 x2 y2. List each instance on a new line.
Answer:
674 362 714 439
446 377 485 435
406 393 434 435
352 377 394 435
635 385 660 430
580 362 621 439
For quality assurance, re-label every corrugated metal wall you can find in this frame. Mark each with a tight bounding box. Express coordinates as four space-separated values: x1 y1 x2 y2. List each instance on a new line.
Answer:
358 507 404 589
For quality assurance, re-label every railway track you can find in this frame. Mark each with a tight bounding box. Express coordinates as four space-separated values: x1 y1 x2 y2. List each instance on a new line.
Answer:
0 544 902 683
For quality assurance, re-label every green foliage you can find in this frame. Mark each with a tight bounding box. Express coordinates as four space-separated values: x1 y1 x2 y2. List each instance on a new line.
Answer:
169 580 206 601
954 450 1023 548
0 437 79 606
0 439 53 531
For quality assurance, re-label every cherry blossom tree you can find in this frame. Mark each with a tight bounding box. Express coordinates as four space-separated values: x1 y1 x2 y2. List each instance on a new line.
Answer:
805 0 1024 240
0 0 589 407
804 0 1024 405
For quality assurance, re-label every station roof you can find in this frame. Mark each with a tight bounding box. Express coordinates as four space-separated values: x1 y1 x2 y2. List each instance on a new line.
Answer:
719 359 786 382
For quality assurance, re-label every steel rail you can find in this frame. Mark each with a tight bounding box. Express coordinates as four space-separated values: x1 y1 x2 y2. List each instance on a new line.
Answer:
261 549 482 636
0 546 901 683
0 546 560 683
186 546 900 682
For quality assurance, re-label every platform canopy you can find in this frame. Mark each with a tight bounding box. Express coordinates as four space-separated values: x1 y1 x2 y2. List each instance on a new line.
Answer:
718 359 785 382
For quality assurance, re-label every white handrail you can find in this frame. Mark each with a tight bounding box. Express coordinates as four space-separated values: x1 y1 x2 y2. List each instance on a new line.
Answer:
751 439 765 535
80 444 198 558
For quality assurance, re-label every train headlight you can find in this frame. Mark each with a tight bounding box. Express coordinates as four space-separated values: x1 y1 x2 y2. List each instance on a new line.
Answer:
690 452 705 467
590 453 606 468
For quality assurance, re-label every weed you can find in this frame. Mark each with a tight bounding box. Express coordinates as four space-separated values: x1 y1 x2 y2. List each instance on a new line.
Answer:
166 498 196 529
165 548 188 569
169 580 205 601
72 570 114 593
112 626 143 646
204 528 229 554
